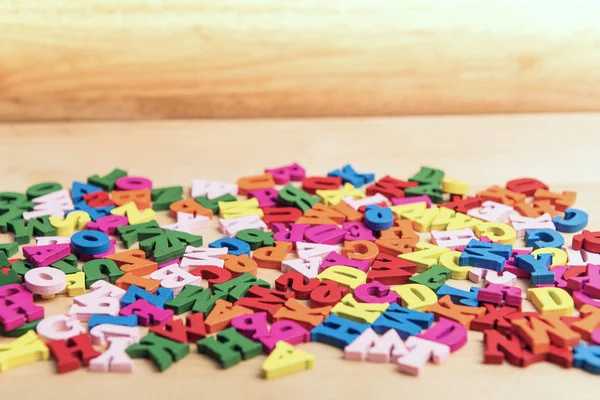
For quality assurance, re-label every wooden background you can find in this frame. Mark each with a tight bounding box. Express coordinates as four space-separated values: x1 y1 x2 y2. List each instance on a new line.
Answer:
1 114 599 400
2 1 600 121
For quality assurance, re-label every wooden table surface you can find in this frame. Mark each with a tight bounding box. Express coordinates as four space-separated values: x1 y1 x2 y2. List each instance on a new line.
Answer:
1 114 599 399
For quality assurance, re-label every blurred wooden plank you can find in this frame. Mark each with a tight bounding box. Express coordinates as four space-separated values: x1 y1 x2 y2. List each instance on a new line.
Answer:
1 0 599 121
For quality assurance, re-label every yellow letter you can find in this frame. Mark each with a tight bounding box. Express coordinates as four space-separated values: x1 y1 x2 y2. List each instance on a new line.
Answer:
527 287 574 316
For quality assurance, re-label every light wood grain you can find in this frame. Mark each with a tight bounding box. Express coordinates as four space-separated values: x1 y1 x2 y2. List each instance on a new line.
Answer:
2 1 600 121
1 114 599 400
